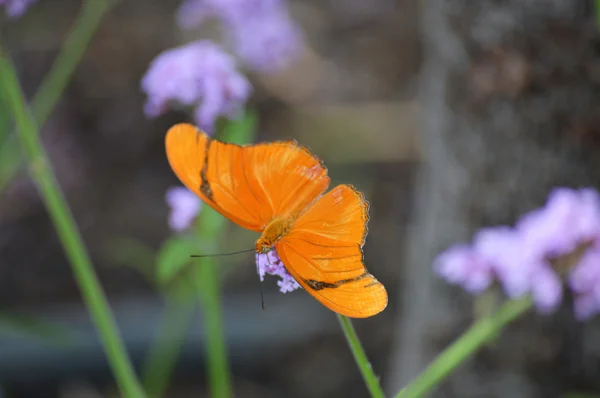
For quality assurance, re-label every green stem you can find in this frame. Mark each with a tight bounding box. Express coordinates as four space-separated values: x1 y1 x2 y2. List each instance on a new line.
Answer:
31 0 111 124
189 112 257 398
0 45 145 398
194 204 234 398
141 299 196 398
337 315 385 398
0 0 111 191
196 258 232 398
396 297 532 398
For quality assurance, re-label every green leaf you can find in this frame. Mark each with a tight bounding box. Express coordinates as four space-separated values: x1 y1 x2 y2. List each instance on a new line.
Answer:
0 96 21 193
141 299 196 398
156 236 196 284
220 109 258 145
105 237 157 283
165 273 198 302
0 136 22 193
0 92 12 144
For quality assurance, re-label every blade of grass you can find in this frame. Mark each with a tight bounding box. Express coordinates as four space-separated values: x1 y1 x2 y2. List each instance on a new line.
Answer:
191 111 258 398
337 315 385 398
0 92 11 144
0 0 112 192
193 219 232 398
395 297 532 398
0 44 145 398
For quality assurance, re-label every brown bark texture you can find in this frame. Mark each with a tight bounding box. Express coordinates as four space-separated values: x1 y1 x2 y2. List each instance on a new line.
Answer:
388 1 600 397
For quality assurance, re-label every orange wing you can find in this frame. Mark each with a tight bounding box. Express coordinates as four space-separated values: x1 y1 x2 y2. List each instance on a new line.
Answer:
276 184 388 318
165 123 330 231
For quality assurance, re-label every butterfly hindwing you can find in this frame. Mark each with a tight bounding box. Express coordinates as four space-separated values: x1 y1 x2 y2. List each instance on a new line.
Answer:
276 184 388 318
165 123 330 231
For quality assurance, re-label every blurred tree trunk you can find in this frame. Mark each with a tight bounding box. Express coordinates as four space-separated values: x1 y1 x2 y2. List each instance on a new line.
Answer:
387 1 600 397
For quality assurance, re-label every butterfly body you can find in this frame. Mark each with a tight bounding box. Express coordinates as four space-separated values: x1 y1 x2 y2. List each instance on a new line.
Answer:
256 217 293 252
165 123 388 318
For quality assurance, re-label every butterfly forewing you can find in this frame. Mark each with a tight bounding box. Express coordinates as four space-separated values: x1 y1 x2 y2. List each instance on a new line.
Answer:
242 142 330 221
165 123 330 231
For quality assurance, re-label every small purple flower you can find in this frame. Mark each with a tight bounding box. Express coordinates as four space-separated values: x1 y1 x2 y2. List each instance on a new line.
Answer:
141 40 251 133
569 248 600 320
165 186 202 232
435 187 600 318
1 0 37 18
231 12 303 73
472 227 532 298
256 248 301 293
434 244 493 293
517 188 600 258
176 0 303 73
530 266 563 313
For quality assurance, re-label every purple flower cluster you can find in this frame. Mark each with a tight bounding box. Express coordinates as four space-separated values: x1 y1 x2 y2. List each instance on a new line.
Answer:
165 186 202 232
141 40 251 133
256 249 301 293
435 187 600 320
176 0 303 73
1 0 37 18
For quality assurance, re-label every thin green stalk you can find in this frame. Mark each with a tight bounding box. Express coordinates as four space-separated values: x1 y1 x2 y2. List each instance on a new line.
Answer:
396 297 532 398
0 0 111 191
141 299 196 398
31 0 111 124
190 112 257 398
337 315 385 398
194 207 233 398
0 45 145 398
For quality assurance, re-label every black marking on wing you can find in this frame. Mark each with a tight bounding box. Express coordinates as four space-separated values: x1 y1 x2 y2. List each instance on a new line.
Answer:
304 272 369 291
200 137 214 201
363 280 380 288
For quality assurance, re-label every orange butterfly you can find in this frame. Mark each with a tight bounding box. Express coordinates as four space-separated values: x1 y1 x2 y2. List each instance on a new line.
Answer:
165 123 388 318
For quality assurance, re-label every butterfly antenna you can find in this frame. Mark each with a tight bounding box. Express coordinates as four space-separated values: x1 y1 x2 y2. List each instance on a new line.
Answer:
190 248 255 258
191 248 266 310
259 283 265 310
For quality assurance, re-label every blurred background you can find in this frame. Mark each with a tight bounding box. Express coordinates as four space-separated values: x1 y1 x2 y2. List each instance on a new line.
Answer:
1 0 600 397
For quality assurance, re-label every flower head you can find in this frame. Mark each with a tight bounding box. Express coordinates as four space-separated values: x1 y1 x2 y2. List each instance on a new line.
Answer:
517 188 600 258
568 248 600 320
165 186 202 232
255 248 301 293
1 0 37 18
435 187 600 318
231 11 303 73
433 244 493 294
176 0 303 73
472 227 530 297
141 40 251 133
